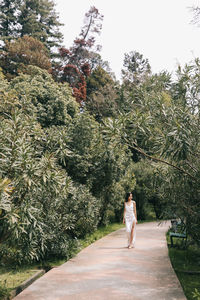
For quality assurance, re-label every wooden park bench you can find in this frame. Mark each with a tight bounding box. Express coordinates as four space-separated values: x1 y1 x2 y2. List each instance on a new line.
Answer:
169 219 187 247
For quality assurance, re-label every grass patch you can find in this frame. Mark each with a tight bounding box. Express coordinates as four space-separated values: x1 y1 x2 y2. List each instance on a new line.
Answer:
0 266 39 291
167 233 200 300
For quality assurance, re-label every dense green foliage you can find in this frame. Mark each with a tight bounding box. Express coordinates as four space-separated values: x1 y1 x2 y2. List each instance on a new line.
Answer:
0 67 135 265
86 66 118 120
0 2 199 280
114 56 200 244
0 36 52 80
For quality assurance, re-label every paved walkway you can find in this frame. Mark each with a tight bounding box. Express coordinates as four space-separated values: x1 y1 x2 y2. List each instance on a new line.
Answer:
14 221 186 300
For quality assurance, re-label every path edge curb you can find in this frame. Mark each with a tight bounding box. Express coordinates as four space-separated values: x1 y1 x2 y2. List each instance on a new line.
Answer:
8 269 45 299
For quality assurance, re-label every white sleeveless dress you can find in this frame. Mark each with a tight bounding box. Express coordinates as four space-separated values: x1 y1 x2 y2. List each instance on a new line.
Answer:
125 201 136 246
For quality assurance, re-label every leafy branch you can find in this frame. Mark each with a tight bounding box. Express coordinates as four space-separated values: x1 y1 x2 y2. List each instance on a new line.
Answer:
124 137 197 180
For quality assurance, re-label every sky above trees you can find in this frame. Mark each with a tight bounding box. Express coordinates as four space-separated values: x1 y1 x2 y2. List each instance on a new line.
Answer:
55 0 200 80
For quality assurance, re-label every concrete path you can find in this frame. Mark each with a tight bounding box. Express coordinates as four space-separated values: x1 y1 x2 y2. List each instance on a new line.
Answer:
14 221 186 300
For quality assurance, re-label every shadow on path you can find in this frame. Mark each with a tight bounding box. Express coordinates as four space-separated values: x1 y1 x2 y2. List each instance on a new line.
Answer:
14 221 186 300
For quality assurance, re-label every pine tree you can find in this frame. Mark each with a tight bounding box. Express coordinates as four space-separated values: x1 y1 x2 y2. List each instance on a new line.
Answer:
0 0 21 42
0 0 63 54
19 0 63 51
122 51 151 85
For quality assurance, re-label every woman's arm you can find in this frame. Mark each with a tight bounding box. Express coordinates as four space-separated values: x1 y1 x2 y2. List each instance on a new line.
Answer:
134 201 137 224
123 203 126 224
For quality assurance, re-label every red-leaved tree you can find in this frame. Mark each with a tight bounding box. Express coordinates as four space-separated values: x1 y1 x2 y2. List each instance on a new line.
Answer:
53 6 103 105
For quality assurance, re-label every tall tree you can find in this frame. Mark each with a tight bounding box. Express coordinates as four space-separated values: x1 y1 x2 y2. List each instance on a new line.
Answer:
86 66 118 120
0 0 21 42
54 6 103 105
0 0 63 54
122 51 151 85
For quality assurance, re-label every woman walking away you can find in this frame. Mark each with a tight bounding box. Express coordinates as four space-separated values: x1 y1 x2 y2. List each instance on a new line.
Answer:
123 192 137 249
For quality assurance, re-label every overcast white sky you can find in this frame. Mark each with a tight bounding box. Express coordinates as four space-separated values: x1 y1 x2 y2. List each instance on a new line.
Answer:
55 0 200 80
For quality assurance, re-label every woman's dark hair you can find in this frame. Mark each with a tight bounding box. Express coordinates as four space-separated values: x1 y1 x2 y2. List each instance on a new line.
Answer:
125 192 132 202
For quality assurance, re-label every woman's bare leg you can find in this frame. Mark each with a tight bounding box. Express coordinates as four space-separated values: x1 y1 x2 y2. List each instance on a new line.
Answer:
129 222 135 248
127 232 130 247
